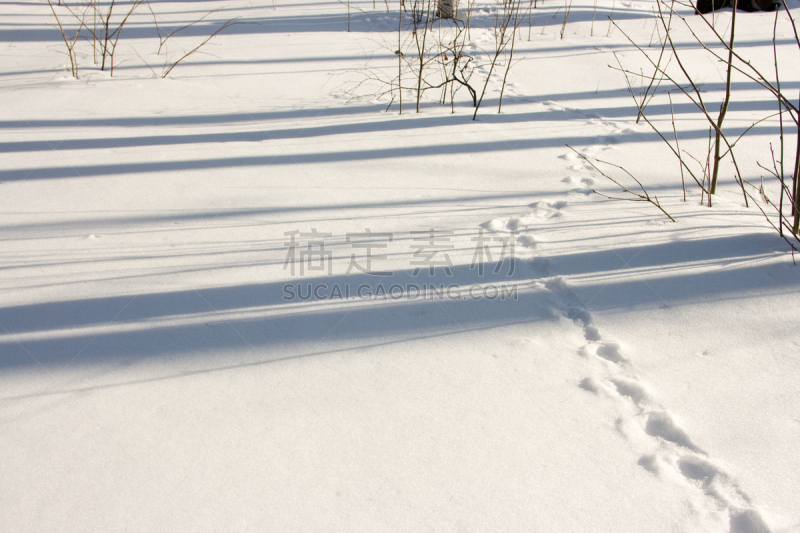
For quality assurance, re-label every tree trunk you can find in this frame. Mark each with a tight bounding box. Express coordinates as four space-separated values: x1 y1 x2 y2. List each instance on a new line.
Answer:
438 0 458 18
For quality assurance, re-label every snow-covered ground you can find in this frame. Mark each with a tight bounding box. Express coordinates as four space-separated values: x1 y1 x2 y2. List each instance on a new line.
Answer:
1 0 799 531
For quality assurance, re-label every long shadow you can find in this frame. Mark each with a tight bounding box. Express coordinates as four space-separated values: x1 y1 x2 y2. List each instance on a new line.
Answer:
1 232 795 379
0 259 537 374
1 79 789 130
6 2 793 47
0 95 786 154
3 123 783 182
0 190 548 234
1 201 753 283
0 8 657 44
0 103 386 129
540 232 790 277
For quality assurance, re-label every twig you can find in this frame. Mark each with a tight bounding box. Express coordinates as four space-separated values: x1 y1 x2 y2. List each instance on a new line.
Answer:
162 18 243 78
668 92 686 201
566 144 676 222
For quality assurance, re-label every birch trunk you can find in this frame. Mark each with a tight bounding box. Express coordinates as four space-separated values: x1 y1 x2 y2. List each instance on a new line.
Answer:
438 0 458 18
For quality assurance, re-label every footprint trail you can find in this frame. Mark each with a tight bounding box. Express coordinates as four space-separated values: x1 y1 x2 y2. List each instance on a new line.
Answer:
480 104 773 532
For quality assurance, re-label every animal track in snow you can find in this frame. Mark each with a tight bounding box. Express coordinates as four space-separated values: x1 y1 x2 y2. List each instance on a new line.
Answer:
645 411 705 454
609 377 652 406
482 194 770 529
483 216 543 249
579 356 772 531
527 200 567 219
518 234 537 249
529 262 773 531
564 308 623 356
595 341 627 363
562 176 594 195
566 305 592 326
500 202 567 231
551 101 629 201
482 201 567 252
582 325 601 342
584 370 771 530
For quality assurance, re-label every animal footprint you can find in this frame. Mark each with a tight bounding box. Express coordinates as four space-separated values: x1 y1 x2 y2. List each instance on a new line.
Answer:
562 176 593 195
610 377 651 406
645 411 704 453
729 509 771 533
518 234 537 248
596 341 626 363
527 201 567 220
483 217 512 233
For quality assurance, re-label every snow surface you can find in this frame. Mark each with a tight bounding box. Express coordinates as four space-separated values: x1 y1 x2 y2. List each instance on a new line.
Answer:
1 0 799 531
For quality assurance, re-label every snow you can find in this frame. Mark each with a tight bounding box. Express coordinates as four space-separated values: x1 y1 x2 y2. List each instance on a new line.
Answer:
1 0 799 531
